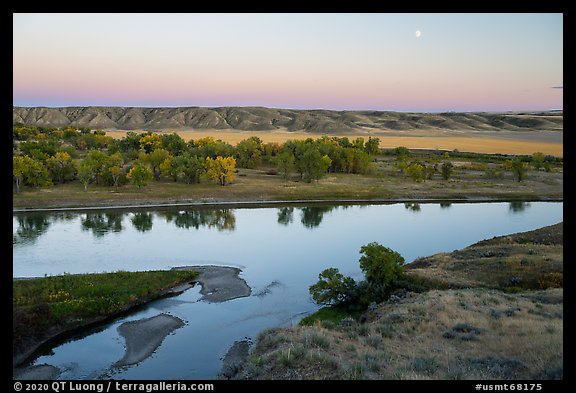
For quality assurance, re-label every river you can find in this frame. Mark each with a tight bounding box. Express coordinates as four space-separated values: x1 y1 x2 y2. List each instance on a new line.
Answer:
12 201 563 379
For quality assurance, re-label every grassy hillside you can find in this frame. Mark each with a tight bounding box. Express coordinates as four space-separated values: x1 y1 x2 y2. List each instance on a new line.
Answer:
239 223 563 380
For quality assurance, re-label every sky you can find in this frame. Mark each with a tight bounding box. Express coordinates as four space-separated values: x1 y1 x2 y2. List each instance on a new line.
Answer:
13 13 563 112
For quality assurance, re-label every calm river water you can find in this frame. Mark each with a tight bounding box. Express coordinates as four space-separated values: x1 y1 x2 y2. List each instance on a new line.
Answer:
12 201 562 379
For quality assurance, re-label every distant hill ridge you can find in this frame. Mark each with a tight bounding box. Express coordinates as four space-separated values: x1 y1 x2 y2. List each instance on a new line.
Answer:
12 106 563 133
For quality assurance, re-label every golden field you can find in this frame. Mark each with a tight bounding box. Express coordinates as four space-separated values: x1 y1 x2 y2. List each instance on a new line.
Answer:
104 129 563 157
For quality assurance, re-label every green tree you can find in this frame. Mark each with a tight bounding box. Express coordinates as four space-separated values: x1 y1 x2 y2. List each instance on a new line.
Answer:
46 152 76 184
236 136 263 168
275 150 295 180
77 160 97 192
83 150 111 185
309 268 357 306
161 133 187 156
531 152 545 170
364 137 380 155
359 242 405 285
297 147 331 182
145 148 171 180
108 165 124 189
206 156 236 186
353 137 365 150
104 152 124 188
127 163 153 189
344 148 372 174
13 156 26 192
13 155 50 191
511 158 528 182
441 161 454 180
171 153 206 184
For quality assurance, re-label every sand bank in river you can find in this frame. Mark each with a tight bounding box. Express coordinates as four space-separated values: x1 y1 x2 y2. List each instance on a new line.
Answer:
173 265 251 302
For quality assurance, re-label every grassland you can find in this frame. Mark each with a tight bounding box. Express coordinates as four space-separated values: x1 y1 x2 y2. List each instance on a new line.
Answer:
238 223 563 380
13 270 198 366
13 151 563 210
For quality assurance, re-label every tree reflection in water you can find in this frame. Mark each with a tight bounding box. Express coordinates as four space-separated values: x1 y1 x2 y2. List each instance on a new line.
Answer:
81 213 123 237
160 209 236 232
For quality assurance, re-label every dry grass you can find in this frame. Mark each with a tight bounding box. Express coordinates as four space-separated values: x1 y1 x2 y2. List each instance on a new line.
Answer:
245 288 563 380
13 157 563 209
242 223 563 380
104 129 563 157
407 223 563 290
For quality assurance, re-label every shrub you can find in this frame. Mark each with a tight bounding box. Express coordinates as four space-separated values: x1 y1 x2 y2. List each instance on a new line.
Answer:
538 272 563 289
441 161 454 180
359 243 405 286
309 268 357 306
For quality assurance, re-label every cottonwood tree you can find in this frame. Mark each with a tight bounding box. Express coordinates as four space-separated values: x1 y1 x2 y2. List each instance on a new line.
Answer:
77 161 96 192
139 133 163 153
13 155 51 192
127 163 153 189
206 156 236 186
46 152 76 184
171 153 206 184
275 150 295 180
365 136 380 155
297 147 331 182
236 136 263 168
145 148 172 180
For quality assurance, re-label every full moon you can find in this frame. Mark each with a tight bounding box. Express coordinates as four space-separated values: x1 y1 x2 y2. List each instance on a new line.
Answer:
415 30 421 38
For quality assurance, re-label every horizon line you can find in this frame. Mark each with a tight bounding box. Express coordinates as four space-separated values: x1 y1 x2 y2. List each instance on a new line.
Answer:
11 104 564 114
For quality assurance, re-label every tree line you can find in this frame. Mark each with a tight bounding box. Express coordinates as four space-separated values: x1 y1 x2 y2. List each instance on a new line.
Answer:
13 124 381 192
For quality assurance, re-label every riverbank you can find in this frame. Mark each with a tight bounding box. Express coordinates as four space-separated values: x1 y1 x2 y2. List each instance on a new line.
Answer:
240 223 563 380
13 265 251 376
12 159 563 211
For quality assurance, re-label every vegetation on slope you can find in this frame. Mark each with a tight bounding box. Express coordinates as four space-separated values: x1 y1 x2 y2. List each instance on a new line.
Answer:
13 270 198 365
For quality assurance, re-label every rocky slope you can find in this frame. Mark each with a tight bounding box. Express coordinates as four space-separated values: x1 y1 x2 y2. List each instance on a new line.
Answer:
13 106 563 133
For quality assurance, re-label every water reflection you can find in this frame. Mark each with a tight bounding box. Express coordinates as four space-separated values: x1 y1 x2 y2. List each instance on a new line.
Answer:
404 202 421 212
160 209 236 232
13 213 51 245
509 201 531 213
277 207 294 226
131 212 153 233
300 206 336 228
10 201 547 245
81 213 123 237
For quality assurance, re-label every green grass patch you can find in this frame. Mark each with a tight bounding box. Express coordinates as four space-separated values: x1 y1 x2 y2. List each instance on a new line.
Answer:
13 269 198 358
299 306 361 327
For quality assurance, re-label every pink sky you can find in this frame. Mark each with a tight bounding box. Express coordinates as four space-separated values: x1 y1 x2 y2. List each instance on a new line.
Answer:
13 13 563 111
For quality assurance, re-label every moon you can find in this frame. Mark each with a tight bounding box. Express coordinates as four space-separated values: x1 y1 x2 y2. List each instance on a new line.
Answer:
415 30 421 38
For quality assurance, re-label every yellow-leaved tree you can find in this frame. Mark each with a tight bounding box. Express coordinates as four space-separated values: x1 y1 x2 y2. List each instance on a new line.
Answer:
206 156 236 186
